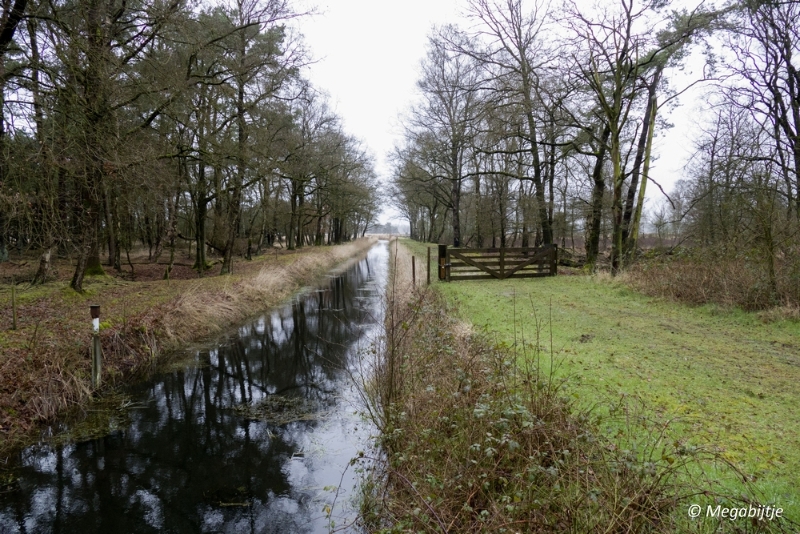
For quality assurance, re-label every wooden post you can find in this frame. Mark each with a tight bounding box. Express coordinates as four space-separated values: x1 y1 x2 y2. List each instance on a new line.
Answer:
445 248 451 282
427 247 431 285
412 256 416 286
93 335 101 389
551 245 558 276
90 304 101 389
438 244 447 281
11 276 17 330
500 247 505 279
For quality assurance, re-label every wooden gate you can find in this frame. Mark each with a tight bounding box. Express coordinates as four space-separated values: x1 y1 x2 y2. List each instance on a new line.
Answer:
441 245 557 281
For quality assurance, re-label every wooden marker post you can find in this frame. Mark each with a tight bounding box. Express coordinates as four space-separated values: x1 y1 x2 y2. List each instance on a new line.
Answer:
90 304 101 389
427 247 431 285
412 256 416 286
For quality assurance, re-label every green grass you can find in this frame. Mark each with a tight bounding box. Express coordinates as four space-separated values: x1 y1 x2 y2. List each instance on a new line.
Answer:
403 240 800 522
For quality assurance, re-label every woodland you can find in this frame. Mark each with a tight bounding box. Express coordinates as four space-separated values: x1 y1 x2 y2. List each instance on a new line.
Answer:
0 0 797 306
391 0 799 308
0 0 381 291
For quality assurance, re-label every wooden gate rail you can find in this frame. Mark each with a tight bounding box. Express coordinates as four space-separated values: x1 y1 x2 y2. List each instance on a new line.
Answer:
440 245 557 281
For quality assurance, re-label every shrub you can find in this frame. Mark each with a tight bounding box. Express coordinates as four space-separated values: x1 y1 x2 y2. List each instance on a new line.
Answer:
627 250 800 312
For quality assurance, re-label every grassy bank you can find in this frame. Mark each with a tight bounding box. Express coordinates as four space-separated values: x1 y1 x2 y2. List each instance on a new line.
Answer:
400 239 800 523
0 239 377 458
362 242 795 532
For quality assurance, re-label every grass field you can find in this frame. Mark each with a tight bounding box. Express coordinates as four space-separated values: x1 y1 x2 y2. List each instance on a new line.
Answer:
402 239 800 522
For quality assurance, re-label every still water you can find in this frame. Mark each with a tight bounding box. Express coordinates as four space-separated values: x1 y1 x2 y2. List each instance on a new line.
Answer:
0 241 389 533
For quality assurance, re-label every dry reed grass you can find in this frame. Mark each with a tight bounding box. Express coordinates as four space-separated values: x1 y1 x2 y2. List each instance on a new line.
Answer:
627 253 800 314
163 239 375 343
385 237 422 306
757 304 800 323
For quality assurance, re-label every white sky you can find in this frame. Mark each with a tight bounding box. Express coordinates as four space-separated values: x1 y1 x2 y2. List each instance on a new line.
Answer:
300 0 464 224
298 1 709 226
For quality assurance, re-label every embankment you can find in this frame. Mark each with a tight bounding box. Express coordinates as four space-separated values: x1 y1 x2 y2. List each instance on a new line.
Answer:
0 239 376 457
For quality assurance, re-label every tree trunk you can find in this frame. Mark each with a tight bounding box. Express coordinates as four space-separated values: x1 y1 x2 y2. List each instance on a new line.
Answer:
71 239 90 291
164 191 179 280
195 191 208 276
610 129 624 275
31 247 52 285
295 192 304 248
220 178 242 274
627 93 658 258
70 0 110 290
522 85 553 245
221 41 247 275
287 188 297 250
451 176 461 247
586 124 611 268
622 70 661 255
104 183 118 268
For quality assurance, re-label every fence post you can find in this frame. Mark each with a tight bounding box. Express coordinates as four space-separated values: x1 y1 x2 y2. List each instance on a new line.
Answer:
551 245 558 276
90 304 101 389
412 256 416 286
438 244 447 281
427 247 431 285
500 247 505 279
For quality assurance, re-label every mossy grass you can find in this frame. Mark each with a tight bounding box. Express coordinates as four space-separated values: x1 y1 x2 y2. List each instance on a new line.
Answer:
400 239 800 522
84 263 106 277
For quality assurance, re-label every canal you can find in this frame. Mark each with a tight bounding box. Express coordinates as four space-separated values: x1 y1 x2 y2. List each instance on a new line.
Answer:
0 241 389 533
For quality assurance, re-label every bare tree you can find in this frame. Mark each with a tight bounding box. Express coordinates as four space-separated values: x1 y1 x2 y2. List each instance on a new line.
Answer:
723 0 800 220
403 27 483 247
461 0 557 245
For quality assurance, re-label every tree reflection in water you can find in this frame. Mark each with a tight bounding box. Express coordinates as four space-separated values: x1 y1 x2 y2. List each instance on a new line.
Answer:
0 242 389 534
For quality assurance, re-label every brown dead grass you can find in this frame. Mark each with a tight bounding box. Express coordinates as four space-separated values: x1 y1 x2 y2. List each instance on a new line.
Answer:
163 239 375 343
0 239 376 459
385 238 423 307
627 253 800 313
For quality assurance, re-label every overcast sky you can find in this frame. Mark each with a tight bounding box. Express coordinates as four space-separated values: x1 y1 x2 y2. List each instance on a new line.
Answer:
299 1 707 226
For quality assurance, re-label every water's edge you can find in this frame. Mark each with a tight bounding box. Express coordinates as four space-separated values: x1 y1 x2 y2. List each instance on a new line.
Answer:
0 241 389 534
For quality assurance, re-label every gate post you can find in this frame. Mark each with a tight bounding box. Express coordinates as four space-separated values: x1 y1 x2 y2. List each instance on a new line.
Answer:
438 244 447 281
427 247 431 285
